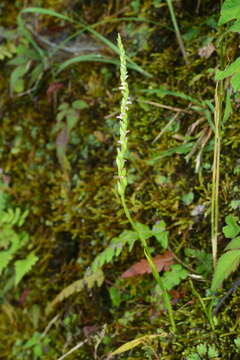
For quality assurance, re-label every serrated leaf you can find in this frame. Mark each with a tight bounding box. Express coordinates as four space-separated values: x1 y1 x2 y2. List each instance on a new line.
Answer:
225 236 240 250
211 249 240 292
0 249 14 274
47 269 104 313
14 252 38 285
118 230 139 243
161 264 188 291
223 215 240 238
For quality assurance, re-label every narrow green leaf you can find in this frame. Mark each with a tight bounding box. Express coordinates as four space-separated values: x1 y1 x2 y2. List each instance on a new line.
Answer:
110 335 161 356
211 250 240 292
223 88 232 123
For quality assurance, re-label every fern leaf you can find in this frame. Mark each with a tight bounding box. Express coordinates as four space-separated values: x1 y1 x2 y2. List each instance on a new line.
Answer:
14 252 38 285
0 249 14 274
211 249 240 292
91 230 138 271
48 269 104 313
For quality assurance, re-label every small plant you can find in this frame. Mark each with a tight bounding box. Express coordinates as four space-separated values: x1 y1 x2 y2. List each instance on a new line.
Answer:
234 337 240 352
53 99 88 179
0 27 17 61
215 0 240 91
9 37 45 94
211 215 240 292
115 34 176 332
12 332 51 360
0 179 38 297
185 343 219 360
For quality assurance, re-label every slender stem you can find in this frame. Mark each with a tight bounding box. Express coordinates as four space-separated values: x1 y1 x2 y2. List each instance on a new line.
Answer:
120 194 176 333
117 34 176 333
166 0 188 64
211 84 221 269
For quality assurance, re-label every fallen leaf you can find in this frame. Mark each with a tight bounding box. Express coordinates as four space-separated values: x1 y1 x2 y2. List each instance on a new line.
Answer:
121 250 174 278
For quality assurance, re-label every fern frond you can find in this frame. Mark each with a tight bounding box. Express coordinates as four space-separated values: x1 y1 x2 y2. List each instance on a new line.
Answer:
0 42 16 60
14 252 38 285
0 249 14 275
91 230 138 271
0 208 29 226
47 268 104 314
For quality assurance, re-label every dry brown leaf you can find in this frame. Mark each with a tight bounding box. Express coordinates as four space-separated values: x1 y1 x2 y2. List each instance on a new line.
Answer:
121 250 175 278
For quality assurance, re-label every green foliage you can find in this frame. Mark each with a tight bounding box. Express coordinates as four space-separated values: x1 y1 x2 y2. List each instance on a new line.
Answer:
12 332 51 360
0 27 17 61
222 214 240 238
211 215 240 292
47 268 104 313
9 40 44 93
53 100 89 176
215 0 240 90
234 337 240 352
0 183 38 293
185 343 219 360
161 264 188 291
91 221 168 272
8 6 151 94
185 248 212 277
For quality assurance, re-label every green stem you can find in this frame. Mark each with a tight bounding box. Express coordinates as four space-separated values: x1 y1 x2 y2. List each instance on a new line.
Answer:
120 195 176 333
211 84 221 269
166 0 188 65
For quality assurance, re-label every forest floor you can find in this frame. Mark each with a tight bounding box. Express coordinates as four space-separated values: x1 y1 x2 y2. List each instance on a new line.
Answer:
1 0 240 359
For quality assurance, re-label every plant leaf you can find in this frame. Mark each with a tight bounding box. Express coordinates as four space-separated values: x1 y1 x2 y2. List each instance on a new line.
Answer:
223 215 240 238
225 236 240 251
110 334 164 356
14 252 38 285
121 250 174 278
161 264 188 291
133 222 153 241
152 221 168 248
211 249 240 292
47 269 104 313
218 0 240 26
215 58 240 81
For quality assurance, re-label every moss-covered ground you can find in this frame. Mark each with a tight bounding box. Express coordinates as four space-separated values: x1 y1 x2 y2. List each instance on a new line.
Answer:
1 0 240 359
